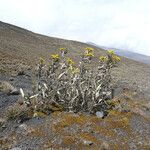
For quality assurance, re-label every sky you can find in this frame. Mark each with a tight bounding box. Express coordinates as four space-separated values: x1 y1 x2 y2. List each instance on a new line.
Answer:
0 0 150 56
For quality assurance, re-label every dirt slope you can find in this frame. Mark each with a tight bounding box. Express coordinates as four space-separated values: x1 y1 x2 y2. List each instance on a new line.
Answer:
0 21 150 98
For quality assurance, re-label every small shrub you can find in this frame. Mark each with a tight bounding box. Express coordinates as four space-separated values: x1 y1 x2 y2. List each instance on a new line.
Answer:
19 47 121 117
0 81 15 94
5 104 33 122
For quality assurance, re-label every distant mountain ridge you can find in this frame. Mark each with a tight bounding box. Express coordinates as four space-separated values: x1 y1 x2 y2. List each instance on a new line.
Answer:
87 42 150 65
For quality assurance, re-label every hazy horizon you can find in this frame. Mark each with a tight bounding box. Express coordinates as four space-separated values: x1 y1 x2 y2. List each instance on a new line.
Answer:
0 0 150 56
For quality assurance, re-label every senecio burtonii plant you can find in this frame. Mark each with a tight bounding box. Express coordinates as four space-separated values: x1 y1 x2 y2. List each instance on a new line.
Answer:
20 47 121 116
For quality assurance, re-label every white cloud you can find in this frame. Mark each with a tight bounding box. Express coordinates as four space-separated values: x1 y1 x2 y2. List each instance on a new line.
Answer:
0 0 150 56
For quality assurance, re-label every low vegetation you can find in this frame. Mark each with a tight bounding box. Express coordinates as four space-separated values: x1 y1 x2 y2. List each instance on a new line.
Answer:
2 48 150 149
5 47 120 121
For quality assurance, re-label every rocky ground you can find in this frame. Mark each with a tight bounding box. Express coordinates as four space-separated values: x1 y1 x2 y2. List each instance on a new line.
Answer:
0 71 150 150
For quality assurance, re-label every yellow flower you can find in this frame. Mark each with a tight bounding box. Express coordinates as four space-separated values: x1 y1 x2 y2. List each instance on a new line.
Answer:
85 52 94 57
99 56 108 62
112 55 121 62
67 58 74 65
59 47 67 54
85 47 94 53
39 57 45 65
51 54 60 61
69 67 80 74
59 47 67 51
72 67 80 74
108 50 115 55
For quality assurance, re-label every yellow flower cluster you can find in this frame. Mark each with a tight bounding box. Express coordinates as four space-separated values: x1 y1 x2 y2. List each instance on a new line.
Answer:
108 50 115 55
67 58 74 65
99 50 121 63
85 47 94 53
84 47 94 58
112 55 121 62
99 56 108 62
51 54 60 61
59 47 67 54
85 52 94 57
107 50 121 62
69 66 80 74
39 57 45 65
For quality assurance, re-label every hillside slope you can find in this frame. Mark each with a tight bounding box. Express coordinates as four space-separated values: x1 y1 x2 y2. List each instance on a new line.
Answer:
0 21 150 98
0 21 105 70
114 49 150 64
87 42 150 64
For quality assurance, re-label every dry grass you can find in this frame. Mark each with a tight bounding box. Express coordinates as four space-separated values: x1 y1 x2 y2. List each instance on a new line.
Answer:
5 103 34 121
0 81 15 94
